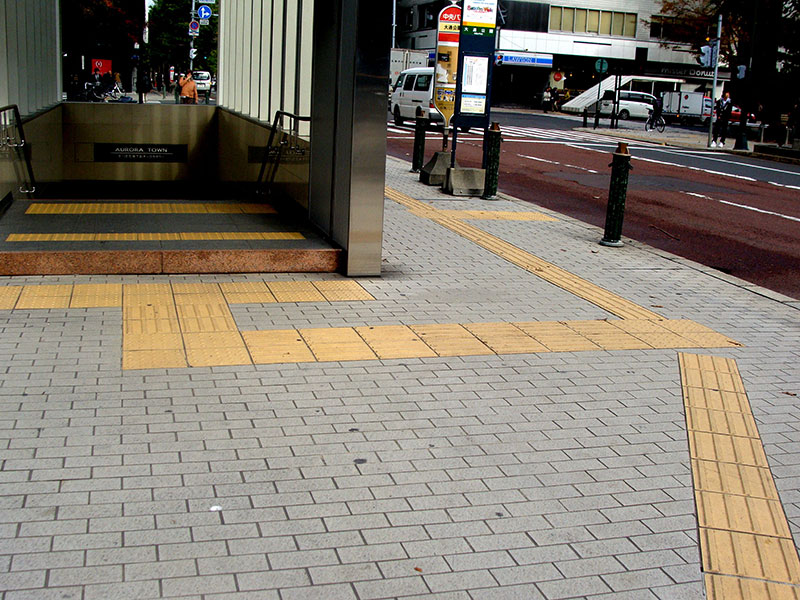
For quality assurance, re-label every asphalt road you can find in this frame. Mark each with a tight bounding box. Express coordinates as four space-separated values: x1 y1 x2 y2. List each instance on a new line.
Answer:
386 112 800 299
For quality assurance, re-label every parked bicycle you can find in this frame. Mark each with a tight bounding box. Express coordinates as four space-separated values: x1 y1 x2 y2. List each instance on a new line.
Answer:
645 111 666 133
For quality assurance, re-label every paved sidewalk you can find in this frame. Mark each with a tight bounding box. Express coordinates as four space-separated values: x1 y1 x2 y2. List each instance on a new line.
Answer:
1 156 799 599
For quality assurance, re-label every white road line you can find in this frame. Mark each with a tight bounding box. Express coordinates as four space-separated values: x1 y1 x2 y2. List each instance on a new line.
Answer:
769 181 800 191
520 154 598 173
633 155 757 181
683 192 800 223
641 147 800 178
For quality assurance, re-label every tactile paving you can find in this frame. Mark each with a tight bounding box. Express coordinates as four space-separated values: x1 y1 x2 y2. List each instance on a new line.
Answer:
242 330 316 364
355 325 438 359
268 281 326 303
463 322 548 354
25 202 277 214
122 349 187 370
409 324 494 357
0 286 23 309
299 327 378 362
679 353 800 596
313 280 375 302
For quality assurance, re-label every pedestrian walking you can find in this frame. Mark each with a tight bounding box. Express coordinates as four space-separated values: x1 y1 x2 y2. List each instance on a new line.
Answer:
711 92 732 147
551 87 560 112
178 72 198 105
542 87 552 113
137 70 151 104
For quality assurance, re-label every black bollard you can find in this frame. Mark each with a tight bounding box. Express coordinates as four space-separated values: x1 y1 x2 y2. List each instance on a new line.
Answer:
411 106 426 173
582 108 588 128
482 122 502 199
600 142 633 247
594 108 600 130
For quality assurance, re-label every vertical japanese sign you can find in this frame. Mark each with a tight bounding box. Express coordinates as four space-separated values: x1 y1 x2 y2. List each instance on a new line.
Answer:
454 0 498 129
433 3 462 129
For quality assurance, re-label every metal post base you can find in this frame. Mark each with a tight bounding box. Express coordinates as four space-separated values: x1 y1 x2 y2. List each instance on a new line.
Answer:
599 239 624 248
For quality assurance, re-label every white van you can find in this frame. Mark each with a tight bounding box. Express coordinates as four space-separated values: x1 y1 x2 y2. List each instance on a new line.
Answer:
599 90 657 120
390 67 443 126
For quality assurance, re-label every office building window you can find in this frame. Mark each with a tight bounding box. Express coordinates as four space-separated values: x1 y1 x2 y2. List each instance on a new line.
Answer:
550 6 637 38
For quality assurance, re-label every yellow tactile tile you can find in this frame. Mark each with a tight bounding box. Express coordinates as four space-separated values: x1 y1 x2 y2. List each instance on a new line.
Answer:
171 283 222 295
635 331 695 349
408 324 494 357
355 325 438 360
219 282 269 294
705 573 800 599
122 349 187 370
435 210 558 222
691 460 780 500
176 302 235 320
223 292 278 304
268 281 327 303
664 319 722 334
313 280 375 302
700 528 800 584
15 285 73 309
25 202 276 215
584 332 653 350
124 303 179 321
123 318 182 335
683 387 752 413
513 321 601 352
0 286 23 309
173 293 227 305
182 332 246 348
179 316 239 333
70 284 123 308
607 319 671 334
123 283 173 298
685 406 761 438
463 322 548 354
123 332 184 351
299 327 378 362
695 490 792 538
242 330 316 364
688 430 770 467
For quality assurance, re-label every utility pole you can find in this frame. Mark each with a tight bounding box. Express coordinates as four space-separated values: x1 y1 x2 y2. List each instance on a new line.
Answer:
707 14 722 148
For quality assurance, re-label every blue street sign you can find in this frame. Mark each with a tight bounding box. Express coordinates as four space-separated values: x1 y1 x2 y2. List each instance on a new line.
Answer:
197 5 212 20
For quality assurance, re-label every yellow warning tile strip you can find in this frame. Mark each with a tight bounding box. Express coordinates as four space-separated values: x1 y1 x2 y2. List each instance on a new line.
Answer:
434 210 558 222
0 281 375 310
385 186 661 321
678 353 800 598
6 232 304 242
25 202 276 215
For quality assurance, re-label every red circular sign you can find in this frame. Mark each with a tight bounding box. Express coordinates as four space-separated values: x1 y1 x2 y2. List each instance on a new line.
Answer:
553 72 563 82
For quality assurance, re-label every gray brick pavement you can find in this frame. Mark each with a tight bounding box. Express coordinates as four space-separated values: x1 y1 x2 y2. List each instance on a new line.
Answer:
0 155 798 598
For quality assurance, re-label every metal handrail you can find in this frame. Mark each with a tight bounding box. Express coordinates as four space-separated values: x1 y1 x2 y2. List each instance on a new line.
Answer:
255 110 310 197
0 104 36 195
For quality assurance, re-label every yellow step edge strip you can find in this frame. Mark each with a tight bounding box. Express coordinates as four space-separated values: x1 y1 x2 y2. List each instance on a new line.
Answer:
678 353 800 597
385 186 662 321
0 280 375 310
25 202 276 215
6 232 304 242
122 319 741 370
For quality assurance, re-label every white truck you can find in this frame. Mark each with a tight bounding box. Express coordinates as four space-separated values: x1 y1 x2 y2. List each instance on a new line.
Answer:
661 91 712 124
390 49 429 85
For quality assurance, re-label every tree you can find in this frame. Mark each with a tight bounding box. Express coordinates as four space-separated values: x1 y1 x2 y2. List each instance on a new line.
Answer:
146 0 218 81
62 0 145 88
655 0 790 122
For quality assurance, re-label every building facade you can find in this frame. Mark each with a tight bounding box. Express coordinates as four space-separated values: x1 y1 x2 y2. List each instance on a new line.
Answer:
396 0 727 106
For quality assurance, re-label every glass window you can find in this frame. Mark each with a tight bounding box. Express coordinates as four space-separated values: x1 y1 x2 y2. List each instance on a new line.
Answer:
550 7 562 31
612 12 625 36
587 10 599 33
599 11 612 34
624 13 637 37
403 75 416 91
414 74 432 91
562 7 574 31
393 74 405 90
575 9 587 33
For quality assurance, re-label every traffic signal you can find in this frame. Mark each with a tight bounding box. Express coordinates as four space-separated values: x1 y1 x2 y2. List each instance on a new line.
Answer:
189 48 197 59
699 45 712 67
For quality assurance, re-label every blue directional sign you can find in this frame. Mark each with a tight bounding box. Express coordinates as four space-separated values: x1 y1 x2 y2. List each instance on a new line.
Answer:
197 5 212 20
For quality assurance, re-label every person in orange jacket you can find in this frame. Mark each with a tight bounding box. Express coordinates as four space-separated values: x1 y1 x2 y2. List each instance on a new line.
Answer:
178 72 198 104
